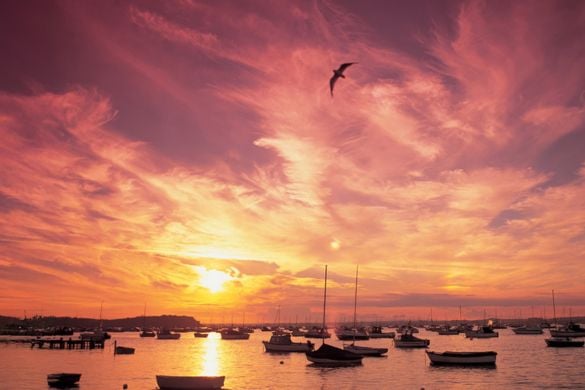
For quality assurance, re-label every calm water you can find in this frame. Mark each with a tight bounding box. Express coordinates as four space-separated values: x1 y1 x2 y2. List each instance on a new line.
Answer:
1 328 584 389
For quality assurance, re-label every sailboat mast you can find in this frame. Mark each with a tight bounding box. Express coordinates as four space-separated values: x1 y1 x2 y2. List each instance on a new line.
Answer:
353 265 358 330
552 289 557 325
322 265 328 345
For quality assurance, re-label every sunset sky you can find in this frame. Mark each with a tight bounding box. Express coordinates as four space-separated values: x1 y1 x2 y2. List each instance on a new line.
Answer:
1 0 584 323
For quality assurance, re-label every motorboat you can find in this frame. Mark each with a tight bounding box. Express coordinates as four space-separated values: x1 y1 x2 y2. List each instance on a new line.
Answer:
438 326 460 335
368 326 395 339
549 323 585 338
304 327 331 339
426 351 497 366
157 328 181 340
343 343 388 357
545 337 584 347
140 329 156 337
336 326 369 341
398 324 419 333
156 375 225 389
394 330 430 348
220 328 250 340
513 326 543 335
47 373 81 387
263 333 314 352
465 326 499 339
79 328 110 342
194 332 209 338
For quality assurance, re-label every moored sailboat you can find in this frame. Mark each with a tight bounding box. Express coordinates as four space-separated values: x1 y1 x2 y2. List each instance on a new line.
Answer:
305 265 363 366
342 265 387 357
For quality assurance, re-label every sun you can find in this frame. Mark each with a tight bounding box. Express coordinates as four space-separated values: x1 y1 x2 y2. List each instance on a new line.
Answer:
196 267 233 293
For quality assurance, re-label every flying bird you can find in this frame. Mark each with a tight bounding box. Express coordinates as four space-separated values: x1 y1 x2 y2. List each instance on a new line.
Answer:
329 62 357 97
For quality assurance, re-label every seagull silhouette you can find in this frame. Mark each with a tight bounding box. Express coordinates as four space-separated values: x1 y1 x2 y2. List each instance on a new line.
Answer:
329 62 357 97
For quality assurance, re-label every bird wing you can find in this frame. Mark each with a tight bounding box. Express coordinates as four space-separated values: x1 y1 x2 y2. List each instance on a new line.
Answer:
338 62 357 73
329 75 338 96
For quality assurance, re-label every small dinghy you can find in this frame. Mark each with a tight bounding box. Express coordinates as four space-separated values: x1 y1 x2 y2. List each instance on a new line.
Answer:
47 373 81 388
156 375 225 389
426 351 497 366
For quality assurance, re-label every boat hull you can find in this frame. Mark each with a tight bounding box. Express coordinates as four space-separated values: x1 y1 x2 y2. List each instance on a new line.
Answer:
465 331 498 338
426 351 497 366
513 328 543 335
220 333 250 340
305 343 363 366
47 373 81 387
394 340 429 348
115 346 135 355
549 330 585 338
156 375 225 390
343 344 388 356
545 338 584 347
157 334 181 340
263 340 313 352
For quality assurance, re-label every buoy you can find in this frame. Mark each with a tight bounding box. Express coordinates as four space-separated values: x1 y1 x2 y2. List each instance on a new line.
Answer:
280 361 284 364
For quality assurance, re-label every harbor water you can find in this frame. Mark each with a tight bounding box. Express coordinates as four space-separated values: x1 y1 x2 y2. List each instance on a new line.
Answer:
0 328 583 389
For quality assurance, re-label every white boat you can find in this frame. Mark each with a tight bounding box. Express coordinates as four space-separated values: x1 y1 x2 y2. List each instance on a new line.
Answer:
47 373 81 387
426 351 497 366
465 326 499 339
220 328 250 340
156 375 225 390
157 328 181 339
368 326 395 339
263 333 314 352
394 330 430 348
513 326 543 335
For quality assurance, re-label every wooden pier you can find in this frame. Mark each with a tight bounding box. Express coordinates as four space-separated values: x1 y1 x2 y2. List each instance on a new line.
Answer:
30 338 105 350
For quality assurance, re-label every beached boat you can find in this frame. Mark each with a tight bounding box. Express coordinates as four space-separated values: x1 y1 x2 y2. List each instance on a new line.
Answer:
426 351 497 366
394 330 430 348
157 328 181 340
368 326 395 339
263 333 314 352
545 337 584 347
47 373 81 387
220 328 250 340
465 326 499 339
305 265 363 366
513 326 543 335
156 375 225 389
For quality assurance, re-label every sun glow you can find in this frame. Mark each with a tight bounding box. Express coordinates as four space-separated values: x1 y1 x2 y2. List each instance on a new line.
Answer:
196 267 233 293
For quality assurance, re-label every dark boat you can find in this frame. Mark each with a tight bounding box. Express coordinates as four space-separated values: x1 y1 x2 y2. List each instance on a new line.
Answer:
306 343 363 366
47 373 81 388
426 351 497 366
545 337 584 348
305 265 363 366
140 329 156 337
